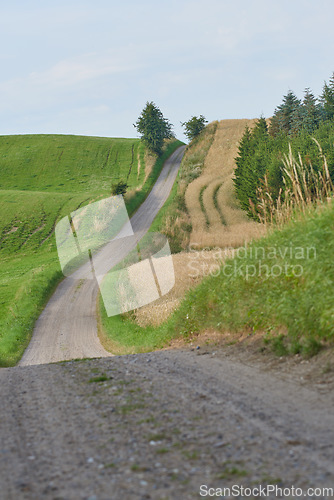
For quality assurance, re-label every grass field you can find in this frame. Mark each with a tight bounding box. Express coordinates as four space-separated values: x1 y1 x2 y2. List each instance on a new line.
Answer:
100 200 334 357
0 134 182 366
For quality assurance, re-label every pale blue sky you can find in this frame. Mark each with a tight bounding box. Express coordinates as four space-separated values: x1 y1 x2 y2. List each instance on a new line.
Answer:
1 0 334 141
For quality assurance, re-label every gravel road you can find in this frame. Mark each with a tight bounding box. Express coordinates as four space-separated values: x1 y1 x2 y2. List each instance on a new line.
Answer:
3 143 333 499
1 348 334 499
19 145 186 366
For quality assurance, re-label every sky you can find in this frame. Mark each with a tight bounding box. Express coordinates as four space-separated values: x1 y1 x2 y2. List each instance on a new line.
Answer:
1 0 334 142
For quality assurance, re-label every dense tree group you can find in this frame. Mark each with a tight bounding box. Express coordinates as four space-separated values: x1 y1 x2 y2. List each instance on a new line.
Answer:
234 72 334 218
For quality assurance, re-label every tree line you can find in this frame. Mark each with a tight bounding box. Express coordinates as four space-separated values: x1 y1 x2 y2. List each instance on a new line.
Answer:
234 72 334 218
111 103 207 195
134 102 207 155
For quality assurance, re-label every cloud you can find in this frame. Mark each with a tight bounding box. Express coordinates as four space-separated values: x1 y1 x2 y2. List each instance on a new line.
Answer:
28 52 142 88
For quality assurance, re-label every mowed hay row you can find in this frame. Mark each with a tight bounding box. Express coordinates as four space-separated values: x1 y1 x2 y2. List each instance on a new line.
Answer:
185 176 210 235
186 118 266 248
202 178 226 229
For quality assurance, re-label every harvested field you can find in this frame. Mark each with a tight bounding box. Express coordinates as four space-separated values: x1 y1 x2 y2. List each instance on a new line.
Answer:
186 119 266 248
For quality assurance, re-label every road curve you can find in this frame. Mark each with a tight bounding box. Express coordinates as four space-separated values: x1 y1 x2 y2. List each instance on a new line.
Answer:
19 145 186 366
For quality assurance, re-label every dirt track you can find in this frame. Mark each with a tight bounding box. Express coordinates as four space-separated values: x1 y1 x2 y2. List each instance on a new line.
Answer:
1 348 334 499
19 146 186 366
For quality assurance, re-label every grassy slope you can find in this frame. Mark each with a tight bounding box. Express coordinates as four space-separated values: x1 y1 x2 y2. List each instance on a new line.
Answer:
0 134 182 366
100 201 334 356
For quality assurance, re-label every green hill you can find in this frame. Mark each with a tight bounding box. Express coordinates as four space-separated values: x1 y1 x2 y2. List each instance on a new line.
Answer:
0 134 145 193
0 134 182 366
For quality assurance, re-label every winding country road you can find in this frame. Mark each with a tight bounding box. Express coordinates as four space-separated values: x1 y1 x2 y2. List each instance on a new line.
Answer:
2 142 334 500
19 145 186 366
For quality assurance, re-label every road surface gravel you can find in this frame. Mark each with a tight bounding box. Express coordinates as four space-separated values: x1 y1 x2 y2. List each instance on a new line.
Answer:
1 348 334 499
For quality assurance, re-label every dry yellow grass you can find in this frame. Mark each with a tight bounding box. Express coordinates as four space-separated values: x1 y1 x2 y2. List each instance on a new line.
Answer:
186 119 266 248
134 249 234 327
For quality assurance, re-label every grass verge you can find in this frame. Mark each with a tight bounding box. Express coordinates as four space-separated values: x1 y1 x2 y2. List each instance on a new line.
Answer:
99 200 334 357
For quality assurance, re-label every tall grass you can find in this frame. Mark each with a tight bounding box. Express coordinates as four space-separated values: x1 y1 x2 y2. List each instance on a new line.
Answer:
253 139 334 225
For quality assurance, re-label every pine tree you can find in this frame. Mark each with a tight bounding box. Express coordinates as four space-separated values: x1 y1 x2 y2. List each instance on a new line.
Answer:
134 102 173 155
320 73 334 121
301 88 322 133
234 125 252 199
270 91 301 136
234 119 270 216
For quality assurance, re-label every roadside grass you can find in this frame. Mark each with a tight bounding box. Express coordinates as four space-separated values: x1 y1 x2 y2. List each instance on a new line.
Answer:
0 189 93 366
0 134 181 366
99 200 334 357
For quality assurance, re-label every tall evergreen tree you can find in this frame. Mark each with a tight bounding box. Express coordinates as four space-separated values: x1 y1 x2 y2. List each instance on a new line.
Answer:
134 102 173 155
320 73 334 121
301 88 322 133
234 125 252 198
270 91 301 136
234 118 270 216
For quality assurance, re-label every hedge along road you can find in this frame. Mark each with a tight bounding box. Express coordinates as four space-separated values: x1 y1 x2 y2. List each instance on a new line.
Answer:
19 145 186 366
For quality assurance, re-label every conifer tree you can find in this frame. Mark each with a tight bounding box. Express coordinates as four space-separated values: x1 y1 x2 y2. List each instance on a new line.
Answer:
301 88 322 133
270 91 301 136
134 102 173 155
320 73 334 120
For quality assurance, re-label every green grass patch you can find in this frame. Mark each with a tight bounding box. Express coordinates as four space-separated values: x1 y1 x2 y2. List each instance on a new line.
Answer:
0 134 181 366
100 201 334 357
0 134 145 194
